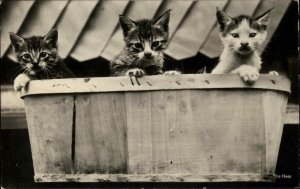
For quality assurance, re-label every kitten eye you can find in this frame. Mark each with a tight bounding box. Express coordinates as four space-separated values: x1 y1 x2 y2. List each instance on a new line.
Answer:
231 33 239 38
22 54 31 60
40 52 48 58
151 41 160 48
249 33 257 38
133 43 143 49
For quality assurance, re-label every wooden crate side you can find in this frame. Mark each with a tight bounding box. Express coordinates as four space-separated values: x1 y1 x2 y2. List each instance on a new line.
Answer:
188 90 266 174
24 95 74 174
126 89 266 175
74 93 127 174
125 91 153 174
262 91 288 174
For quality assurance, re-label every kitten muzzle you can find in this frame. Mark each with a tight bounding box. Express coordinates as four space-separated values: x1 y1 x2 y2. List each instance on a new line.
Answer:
238 46 252 54
144 52 153 60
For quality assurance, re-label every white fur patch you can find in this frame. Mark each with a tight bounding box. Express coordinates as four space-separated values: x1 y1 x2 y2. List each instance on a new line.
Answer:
14 73 31 91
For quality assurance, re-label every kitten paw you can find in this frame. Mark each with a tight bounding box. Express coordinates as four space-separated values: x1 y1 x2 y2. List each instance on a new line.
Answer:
126 68 145 77
163 70 181 75
237 66 259 83
269 71 279 76
14 74 31 91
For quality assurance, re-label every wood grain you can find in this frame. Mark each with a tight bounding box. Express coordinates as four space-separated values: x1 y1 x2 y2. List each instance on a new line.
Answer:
262 91 288 174
24 95 73 174
34 173 275 182
74 93 127 174
125 90 268 175
126 91 153 174
20 74 291 98
22 76 289 182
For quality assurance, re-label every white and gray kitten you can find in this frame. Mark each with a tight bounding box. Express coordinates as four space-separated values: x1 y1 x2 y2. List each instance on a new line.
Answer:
212 8 277 83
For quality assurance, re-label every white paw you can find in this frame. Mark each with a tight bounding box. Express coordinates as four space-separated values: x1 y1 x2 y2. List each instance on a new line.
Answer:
237 66 259 83
163 70 181 76
14 74 31 91
125 68 145 77
269 71 279 76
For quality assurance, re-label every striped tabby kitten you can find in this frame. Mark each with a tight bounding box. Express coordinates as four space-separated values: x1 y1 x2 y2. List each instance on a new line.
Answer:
212 8 276 83
10 29 74 91
110 10 174 77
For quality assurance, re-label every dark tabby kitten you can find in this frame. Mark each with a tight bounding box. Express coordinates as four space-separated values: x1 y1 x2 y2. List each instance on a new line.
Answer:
110 10 178 77
10 29 74 91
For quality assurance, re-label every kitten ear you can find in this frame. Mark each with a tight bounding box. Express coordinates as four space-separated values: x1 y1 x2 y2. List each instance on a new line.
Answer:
216 7 232 30
9 32 25 52
43 29 58 47
119 15 137 36
153 9 171 31
255 7 273 27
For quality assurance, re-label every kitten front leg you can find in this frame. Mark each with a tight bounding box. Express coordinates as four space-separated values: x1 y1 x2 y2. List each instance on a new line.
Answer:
125 68 145 77
163 70 181 75
269 70 279 76
231 65 259 83
14 73 31 91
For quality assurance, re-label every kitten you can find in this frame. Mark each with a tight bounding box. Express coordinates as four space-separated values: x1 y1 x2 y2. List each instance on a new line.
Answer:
110 10 179 77
211 8 276 83
10 29 74 91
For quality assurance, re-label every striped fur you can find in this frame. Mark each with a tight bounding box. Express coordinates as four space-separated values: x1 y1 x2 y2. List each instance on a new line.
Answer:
110 10 170 76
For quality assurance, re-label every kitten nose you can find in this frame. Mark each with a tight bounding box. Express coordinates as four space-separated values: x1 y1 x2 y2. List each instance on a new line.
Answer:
32 59 39 66
240 42 249 47
144 52 152 59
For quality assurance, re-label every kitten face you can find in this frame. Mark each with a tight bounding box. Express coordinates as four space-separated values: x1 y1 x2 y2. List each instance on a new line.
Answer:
216 8 272 55
119 10 170 66
9 29 59 76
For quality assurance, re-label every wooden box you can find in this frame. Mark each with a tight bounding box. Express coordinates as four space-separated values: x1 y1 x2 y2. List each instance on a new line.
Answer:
20 74 290 182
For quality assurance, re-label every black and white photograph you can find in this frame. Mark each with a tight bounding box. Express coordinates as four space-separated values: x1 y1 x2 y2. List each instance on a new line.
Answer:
0 0 298 188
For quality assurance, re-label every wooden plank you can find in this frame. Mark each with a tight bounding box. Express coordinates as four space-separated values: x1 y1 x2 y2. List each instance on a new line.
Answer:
20 75 291 97
199 0 261 58
154 0 194 38
126 91 153 174
7 0 69 61
1 0 35 57
189 90 265 173
262 91 288 174
150 91 168 174
164 90 202 174
165 0 228 60
24 95 73 174
70 1 129 62
101 0 163 61
255 0 292 55
54 1 98 58
74 93 127 173
33 173 275 182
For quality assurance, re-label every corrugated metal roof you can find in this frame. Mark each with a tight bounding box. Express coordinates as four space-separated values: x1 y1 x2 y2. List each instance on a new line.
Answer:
1 0 291 62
